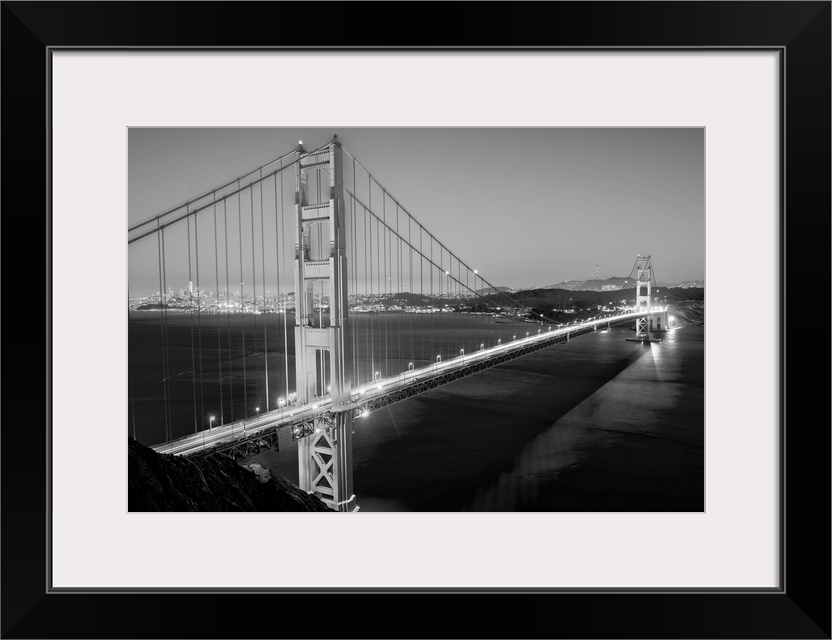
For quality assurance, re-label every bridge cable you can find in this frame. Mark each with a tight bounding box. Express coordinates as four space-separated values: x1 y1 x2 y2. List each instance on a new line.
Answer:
249 186 258 415
260 172 269 413
212 192 224 425
128 147 299 236
186 211 198 433
351 161 358 386
343 147 555 326
408 213 413 366
273 162 285 409
382 191 388 378
369 175 375 384
430 236 435 363
279 159 290 406
396 200 402 374
194 207 206 430
237 181 248 416
223 197 235 422
157 224 171 447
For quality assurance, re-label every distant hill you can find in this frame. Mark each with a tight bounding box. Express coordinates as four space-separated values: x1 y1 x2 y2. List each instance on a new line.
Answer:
542 277 632 292
500 286 704 311
541 277 704 292
476 285 511 295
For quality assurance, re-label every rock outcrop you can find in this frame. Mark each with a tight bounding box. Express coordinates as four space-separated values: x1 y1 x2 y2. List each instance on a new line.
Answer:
128 439 331 511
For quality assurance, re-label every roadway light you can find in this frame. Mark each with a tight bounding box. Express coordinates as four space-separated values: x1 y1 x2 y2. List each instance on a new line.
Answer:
375 371 380 380
209 416 215 430
255 407 260 421
480 343 484 350
436 355 442 363
408 362 414 371
460 349 464 356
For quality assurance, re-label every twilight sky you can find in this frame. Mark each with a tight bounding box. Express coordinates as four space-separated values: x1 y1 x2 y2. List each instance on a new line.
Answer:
129 127 703 292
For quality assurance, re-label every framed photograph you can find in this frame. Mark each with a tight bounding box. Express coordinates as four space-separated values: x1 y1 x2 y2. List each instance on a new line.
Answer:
3 2 829 638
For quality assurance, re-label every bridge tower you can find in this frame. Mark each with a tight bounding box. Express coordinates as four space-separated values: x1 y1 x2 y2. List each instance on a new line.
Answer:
634 255 653 340
294 138 356 512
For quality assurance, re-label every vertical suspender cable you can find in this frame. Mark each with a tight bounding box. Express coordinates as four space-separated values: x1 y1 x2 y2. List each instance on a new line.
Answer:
408 216 413 367
238 181 248 415
352 160 358 385
213 192 224 425
187 212 198 433
280 162 289 403
382 189 388 377
259 172 269 412
396 202 402 372
381 189 386 376
274 169 282 408
368 176 374 382
195 209 205 428
158 225 171 447
223 197 234 422
430 236 434 361
420 227 425 366
250 186 258 411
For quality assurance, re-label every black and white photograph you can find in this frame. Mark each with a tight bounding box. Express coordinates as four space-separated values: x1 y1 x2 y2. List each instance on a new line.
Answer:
128 127 705 512
4 0 829 635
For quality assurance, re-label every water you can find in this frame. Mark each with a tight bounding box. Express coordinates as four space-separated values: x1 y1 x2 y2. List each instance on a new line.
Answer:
129 311 555 445
130 313 703 511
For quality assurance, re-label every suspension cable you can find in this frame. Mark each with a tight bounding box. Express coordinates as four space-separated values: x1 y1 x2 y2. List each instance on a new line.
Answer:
259 174 269 412
158 224 171 447
128 144 324 238
223 197 234 422
213 192 224 425
195 207 205 430
238 181 248 416
187 211 198 433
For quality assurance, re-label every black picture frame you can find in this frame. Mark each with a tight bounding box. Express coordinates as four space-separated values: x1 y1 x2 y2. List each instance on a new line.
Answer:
2 2 829 638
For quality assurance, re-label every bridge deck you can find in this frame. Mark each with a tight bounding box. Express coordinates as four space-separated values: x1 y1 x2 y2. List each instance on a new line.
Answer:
150 309 664 457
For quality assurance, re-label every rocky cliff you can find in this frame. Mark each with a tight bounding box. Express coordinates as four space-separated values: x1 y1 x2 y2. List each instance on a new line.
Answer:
128 439 331 512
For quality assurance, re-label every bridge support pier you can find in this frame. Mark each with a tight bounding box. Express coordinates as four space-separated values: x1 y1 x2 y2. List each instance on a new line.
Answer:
297 413 355 512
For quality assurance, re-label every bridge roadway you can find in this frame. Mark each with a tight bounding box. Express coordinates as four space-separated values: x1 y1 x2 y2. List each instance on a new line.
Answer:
150 308 665 457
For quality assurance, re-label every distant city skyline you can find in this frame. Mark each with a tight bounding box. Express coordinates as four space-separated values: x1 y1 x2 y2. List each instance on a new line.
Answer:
129 128 704 292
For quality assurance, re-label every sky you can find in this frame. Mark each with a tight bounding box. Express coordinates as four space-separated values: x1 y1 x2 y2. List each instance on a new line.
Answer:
128 127 704 293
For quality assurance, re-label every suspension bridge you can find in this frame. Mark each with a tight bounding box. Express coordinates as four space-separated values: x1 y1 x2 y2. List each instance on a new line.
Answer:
128 136 667 511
